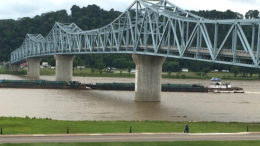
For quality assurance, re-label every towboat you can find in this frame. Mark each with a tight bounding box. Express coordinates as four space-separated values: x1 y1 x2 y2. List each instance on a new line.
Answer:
208 77 244 93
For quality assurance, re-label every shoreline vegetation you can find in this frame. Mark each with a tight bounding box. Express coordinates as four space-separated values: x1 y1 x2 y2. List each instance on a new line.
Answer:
0 117 260 135
0 68 260 80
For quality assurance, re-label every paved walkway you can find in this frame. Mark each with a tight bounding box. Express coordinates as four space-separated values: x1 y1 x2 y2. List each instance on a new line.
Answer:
1 133 260 144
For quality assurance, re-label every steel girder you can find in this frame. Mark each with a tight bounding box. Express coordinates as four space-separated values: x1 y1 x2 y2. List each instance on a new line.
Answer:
10 0 260 68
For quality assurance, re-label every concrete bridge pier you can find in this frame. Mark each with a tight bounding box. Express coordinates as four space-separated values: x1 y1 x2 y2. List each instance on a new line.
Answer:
27 58 41 80
132 54 166 102
55 55 75 81
10 64 20 71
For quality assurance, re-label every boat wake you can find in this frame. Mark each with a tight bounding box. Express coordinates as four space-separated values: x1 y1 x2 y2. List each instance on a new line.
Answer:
244 92 260 95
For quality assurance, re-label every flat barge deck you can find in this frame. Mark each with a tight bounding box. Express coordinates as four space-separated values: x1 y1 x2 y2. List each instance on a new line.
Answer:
0 80 86 89
0 80 244 93
86 83 208 92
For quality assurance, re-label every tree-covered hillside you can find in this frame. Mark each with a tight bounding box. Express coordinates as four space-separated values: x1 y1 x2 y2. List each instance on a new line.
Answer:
0 5 121 61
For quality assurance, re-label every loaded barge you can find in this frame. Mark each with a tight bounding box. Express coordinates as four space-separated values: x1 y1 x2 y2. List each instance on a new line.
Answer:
0 80 86 89
0 80 207 92
86 83 208 92
86 78 244 93
0 78 244 93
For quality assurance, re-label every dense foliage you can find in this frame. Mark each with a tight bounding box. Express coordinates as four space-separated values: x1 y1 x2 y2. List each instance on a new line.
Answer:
0 5 121 62
0 5 259 75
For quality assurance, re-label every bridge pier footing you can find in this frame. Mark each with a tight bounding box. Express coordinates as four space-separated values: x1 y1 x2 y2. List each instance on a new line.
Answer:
10 64 20 71
132 54 166 102
55 55 74 81
27 58 41 80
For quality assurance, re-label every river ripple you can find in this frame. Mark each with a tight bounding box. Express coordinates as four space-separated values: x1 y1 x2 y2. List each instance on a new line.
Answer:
0 74 259 122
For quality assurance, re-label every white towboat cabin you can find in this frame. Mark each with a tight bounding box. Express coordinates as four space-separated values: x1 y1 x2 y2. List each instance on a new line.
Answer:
208 77 231 89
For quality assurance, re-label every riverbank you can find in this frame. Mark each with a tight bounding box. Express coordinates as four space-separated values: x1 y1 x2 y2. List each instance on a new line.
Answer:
1 118 260 145
0 117 260 135
1 68 259 80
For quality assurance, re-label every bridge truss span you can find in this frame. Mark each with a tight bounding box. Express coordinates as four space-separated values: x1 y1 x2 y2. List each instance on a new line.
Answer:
11 0 260 68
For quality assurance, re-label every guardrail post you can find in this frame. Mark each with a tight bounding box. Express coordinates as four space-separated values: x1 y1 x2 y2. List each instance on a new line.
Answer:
129 126 132 133
67 127 70 134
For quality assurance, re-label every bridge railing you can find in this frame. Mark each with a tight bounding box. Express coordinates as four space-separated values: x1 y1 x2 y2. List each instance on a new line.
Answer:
10 0 260 68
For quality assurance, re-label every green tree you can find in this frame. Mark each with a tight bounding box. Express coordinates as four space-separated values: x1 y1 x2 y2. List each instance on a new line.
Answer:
245 10 259 19
95 58 105 74
231 66 239 77
202 67 211 77
163 61 179 72
248 68 255 77
240 67 248 77
127 66 132 76
256 69 260 78
112 58 129 69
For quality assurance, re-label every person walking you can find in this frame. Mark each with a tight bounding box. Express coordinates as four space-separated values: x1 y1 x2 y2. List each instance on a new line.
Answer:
184 123 189 133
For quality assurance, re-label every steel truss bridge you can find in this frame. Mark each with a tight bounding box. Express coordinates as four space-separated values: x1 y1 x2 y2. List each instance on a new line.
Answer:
10 0 260 68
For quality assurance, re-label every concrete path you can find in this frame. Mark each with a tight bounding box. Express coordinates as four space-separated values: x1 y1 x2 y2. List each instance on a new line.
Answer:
1 133 260 144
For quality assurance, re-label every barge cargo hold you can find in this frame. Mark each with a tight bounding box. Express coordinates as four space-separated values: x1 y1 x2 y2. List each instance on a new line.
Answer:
0 80 87 89
86 83 208 92
0 80 243 93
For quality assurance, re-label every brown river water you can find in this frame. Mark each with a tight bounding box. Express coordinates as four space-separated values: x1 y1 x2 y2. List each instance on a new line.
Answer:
0 74 260 122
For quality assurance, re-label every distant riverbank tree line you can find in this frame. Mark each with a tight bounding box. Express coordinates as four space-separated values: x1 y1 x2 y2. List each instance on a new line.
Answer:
0 4 260 77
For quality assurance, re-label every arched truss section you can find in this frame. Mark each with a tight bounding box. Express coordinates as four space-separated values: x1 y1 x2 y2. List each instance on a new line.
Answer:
11 0 260 68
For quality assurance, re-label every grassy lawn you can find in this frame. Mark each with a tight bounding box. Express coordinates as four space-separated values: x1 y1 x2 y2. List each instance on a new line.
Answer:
0 68 26 75
0 117 260 135
1 141 260 146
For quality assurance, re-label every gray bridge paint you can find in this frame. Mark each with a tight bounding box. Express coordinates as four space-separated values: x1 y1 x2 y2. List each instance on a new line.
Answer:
10 0 260 68
8 0 260 101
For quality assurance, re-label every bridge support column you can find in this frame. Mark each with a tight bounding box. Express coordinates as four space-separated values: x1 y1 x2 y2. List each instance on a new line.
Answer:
27 58 41 80
132 54 166 102
55 55 74 81
10 64 20 71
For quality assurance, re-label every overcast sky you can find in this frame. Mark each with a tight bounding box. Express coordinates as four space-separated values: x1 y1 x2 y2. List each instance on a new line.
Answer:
0 0 259 20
